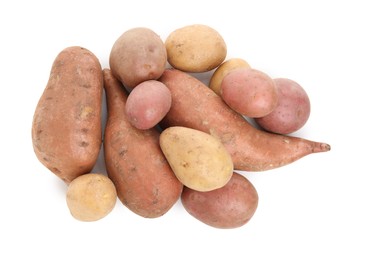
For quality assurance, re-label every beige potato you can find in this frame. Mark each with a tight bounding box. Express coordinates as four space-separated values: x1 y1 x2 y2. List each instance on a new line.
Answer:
165 24 227 72
66 173 117 222
209 58 251 96
159 126 233 192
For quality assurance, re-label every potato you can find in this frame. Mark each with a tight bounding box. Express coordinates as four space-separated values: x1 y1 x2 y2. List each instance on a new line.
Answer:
66 173 117 222
159 126 233 192
125 80 171 130
165 24 227 72
181 172 258 229
209 58 251 96
255 78 311 134
32 46 103 184
109 27 167 88
221 68 278 118
159 69 330 171
103 69 183 218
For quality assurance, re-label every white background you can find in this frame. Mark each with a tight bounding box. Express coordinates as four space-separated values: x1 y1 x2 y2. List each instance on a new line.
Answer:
1 0 365 259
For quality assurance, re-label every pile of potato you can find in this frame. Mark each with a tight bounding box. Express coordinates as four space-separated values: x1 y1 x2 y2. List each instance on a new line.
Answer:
32 24 330 228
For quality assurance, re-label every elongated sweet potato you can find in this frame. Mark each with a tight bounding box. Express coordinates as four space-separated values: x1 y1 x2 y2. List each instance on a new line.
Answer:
159 69 330 171
32 46 103 183
103 69 183 218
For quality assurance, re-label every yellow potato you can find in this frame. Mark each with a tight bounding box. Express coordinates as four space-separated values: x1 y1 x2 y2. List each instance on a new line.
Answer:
66 173 117 222
165 24 227 72
159 126 233 192
209 58 251 96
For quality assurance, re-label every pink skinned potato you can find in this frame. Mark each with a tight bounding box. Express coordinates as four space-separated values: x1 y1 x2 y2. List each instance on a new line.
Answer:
255 78 311 134
181 172 259 229
125 80 172 130
220 68 278 118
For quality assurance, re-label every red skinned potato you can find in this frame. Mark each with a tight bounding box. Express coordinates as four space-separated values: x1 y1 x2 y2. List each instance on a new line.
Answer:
221 68 278 118
159 69 330 171
103 69 183 218
126 80 171 130
109 27 167 88
32 46 103 184
181 172 258 229
255 78 311 134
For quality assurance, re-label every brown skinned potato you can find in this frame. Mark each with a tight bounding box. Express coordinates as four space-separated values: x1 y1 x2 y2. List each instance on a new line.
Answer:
109 27 167 88
159 69 331 171
103 69 183 218
32 46 103 184
181 172 258 229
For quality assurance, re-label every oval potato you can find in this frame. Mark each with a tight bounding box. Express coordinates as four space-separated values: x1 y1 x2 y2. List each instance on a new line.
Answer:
109 27 167 88
165 24 227 72
125 80 171 130
181 172 259 229
221 68 278 118
209 58 251 96
32 46 103 184
159 126 233 192
255 78 311 134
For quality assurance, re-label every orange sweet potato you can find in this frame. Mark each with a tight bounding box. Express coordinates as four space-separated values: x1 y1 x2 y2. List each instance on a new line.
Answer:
103 69 183 218
159 69 331 171
32 46 103 183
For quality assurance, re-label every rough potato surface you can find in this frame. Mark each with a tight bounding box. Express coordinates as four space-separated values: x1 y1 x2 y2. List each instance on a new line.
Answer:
32 46 103 183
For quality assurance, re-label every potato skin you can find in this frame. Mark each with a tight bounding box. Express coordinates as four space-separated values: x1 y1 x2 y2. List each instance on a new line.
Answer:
221 68 278 118
209 58 251 96
165 24 227 72
32 46 103 184
109 27 167 88
103 69 183 218
160 126 233 192
126 80 171 130
181 172 258 229
255 78 311 134
66 173 117 222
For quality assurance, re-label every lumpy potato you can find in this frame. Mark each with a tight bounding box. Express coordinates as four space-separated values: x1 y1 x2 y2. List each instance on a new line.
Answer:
165 24 227 73
32 46 103 184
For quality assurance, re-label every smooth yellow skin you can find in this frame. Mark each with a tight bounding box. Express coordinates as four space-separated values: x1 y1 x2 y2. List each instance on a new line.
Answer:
209 58 251 96
160 126 233 192
66 173 117 222
165 24 227 73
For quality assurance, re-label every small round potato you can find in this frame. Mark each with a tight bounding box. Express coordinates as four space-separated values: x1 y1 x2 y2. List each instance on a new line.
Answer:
209 58 251 96
181 172 258 229
66 173 117 222
165 24 227 72
255 78 311 134
221 68 278 118
109 27 167 88
125 80 172 130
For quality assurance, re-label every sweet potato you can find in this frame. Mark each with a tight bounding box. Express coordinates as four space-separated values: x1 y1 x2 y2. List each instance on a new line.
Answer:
159 69 331 171
32 46 103 183
103 69 183 218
